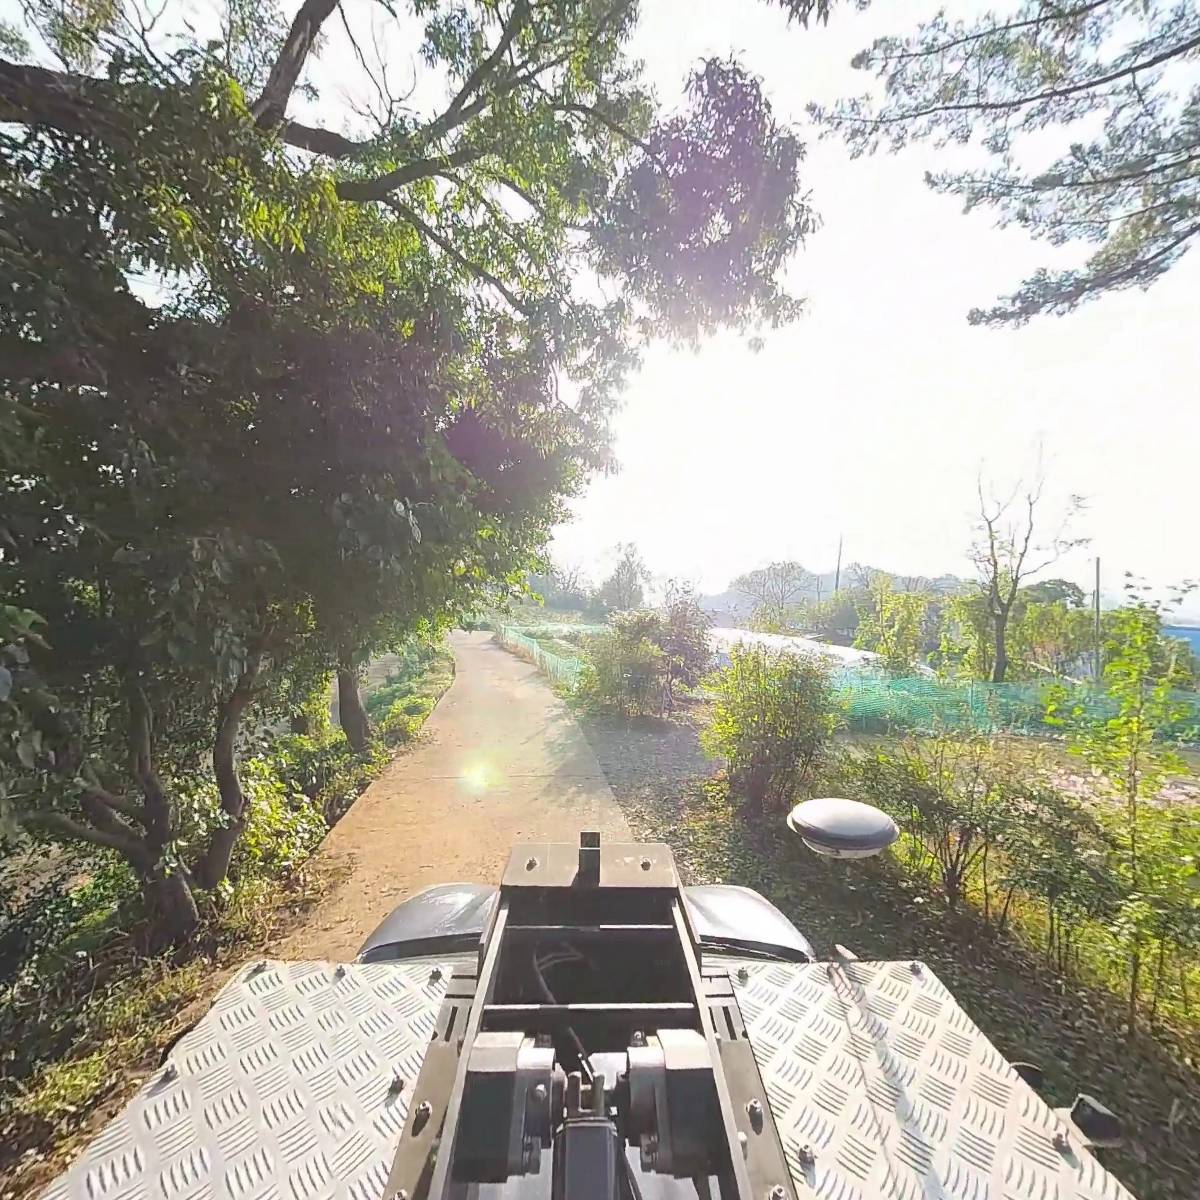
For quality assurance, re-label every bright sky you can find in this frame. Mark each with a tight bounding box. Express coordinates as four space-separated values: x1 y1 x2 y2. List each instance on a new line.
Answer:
547 1 1200 607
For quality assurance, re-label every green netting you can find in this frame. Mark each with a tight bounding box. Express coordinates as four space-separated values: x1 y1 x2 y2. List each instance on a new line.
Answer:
494 626 583 688
494 626 1200 743
835 671 1200 742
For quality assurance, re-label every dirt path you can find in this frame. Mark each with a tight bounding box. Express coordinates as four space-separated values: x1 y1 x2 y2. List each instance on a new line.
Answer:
272 631 630 960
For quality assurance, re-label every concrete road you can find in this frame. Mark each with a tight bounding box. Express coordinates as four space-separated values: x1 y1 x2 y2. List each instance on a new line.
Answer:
273 630 630 960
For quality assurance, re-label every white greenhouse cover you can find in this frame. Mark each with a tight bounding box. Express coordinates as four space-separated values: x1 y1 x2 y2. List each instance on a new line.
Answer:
709 626 883 671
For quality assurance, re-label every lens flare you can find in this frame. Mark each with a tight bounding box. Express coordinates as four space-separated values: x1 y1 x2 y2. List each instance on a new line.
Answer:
460 762 491 792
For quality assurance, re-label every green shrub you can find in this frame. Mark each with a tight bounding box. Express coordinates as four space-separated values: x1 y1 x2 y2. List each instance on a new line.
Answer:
836 734 1015 909
576 629 664 716
702 645 839 811
230 760 327 883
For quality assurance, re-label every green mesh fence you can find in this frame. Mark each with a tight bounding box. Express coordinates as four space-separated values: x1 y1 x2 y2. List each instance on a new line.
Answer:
834 671 1200 743
494 625 1200 743
494 625 583 689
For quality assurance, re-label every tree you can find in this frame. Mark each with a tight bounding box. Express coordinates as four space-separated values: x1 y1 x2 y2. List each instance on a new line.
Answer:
732 561 814 630
969 477 1087 682
658 583 713 705
802 590 863 644
936 591 996 681
528 563 593 612
1008 601 1099 680
1022 578 1087 609
1 1 824 940
1047 598 1196 1031
577 616 665 717
813 3 1200 323
702 643 839 812
595 544 650 613
853 574 930 673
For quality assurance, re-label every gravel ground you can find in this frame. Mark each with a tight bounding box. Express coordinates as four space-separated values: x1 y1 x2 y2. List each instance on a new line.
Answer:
577 710 1200 1200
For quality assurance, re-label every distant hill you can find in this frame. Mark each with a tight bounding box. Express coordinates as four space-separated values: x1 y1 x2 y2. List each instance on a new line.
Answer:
698 566 968 623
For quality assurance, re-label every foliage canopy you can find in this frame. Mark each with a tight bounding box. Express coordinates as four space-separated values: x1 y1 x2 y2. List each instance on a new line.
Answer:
814 2 1200 323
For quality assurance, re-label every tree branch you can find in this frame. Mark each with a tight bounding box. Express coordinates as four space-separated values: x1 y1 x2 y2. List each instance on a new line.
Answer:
0 56 367 160
31 809 147 862
384 198 532 314
446 0 531 117
336 143 491 200
0 57 130 141
863 1 1111 67
409 2 624 152
281 119 366 157
553 100 661 165
845 32 1200 126
251 0 340 128
86 785 148 824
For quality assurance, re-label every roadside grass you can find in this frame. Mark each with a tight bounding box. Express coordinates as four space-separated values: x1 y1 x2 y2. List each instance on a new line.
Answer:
0 644 455 1198
0 865 335 1197
364 640 455 726
619 770 1200 1200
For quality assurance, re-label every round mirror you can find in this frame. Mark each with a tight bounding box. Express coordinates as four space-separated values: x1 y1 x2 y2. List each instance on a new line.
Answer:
786 797 899 858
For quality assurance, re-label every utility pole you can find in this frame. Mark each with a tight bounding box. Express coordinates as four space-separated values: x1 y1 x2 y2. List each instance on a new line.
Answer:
833 535 843 593
1093 556 1102 681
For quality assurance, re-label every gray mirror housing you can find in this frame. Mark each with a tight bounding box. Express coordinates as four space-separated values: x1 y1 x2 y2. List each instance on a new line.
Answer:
787 797 899 858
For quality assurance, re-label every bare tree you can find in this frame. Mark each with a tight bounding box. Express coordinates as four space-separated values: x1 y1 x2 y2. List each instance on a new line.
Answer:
845 562 875 592
970 476 1088 683
596 543 650 612
555 561 587 595
732 561 814 629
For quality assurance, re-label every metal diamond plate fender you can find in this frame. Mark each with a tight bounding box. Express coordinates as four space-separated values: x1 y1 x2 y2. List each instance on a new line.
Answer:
724 957 1137 1200
40 955 473 1200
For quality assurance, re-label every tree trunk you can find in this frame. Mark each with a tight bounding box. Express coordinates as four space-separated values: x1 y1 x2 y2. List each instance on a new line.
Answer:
1150 937 1168 1021
1127 949 1141 1034
193 654 261 890
991 616 1009 683
142 869 199 949
337 664 371 752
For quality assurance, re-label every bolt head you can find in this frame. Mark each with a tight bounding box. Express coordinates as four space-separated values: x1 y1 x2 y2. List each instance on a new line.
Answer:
769 1186 788 1200
430 966 443 983
797 1144 816 1167
525 856 538 871
396 1191 408 1200
640 857 652 871
631 1030 646 1047
533 1083 548 1103
909 961 922 976
1053 1131 1070 1152
736 966 750 983
747 1098 763 1118
737 1131 749 1156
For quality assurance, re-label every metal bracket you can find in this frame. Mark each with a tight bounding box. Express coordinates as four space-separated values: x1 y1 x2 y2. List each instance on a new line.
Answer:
704 968 798 1200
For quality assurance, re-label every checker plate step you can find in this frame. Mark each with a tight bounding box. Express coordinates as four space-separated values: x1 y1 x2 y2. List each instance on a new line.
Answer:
41 955 472 1200
727 957 1135 1200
